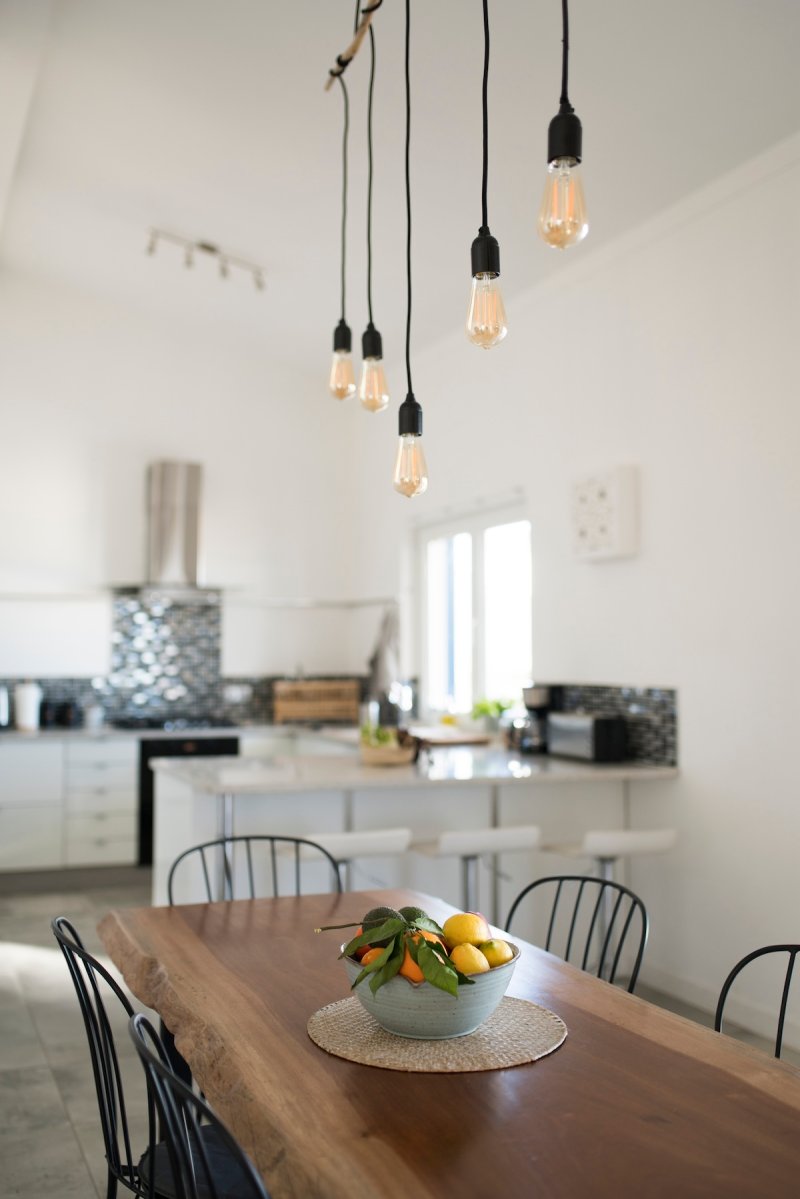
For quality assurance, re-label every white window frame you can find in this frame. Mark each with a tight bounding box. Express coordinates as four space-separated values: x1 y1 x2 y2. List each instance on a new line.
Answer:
416 503 531 718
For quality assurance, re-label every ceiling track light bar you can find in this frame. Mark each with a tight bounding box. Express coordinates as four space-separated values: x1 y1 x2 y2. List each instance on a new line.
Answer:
324 0 383 91
146 229 266 290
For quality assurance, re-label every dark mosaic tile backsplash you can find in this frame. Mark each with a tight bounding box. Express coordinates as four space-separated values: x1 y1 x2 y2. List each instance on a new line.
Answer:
558 684 677 766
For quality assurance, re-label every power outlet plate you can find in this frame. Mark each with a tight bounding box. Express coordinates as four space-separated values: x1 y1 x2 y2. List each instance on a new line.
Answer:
572 466 639 561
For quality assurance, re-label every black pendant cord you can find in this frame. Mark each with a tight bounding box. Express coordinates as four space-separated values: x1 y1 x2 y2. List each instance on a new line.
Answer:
404 0 412 396
559 0 572 112
336 74 349 324
366 24 375 325
480 0 489 231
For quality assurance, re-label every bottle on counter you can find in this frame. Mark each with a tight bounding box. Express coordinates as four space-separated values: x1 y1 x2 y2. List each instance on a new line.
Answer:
14 681 43 731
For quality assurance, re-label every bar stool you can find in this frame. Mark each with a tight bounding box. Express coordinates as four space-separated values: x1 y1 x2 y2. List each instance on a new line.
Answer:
306 827 412 890
412 825 542 912
541 828 677 882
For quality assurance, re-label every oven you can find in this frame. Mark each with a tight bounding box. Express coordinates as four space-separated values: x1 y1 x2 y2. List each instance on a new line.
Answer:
138 734 240 865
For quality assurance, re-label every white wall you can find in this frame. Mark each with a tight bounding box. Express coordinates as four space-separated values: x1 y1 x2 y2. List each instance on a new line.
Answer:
347 134 800 1035
0 267 366 676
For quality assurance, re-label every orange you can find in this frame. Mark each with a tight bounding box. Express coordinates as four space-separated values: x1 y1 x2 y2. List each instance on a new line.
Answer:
399 929 444 984
352 927 370 960
361 946 384 967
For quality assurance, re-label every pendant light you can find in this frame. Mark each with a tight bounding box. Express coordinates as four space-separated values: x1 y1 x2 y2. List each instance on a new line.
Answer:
359 13 390 413
393 0 428 498
538 0 588 250
329 74 356 400
466 0 507 350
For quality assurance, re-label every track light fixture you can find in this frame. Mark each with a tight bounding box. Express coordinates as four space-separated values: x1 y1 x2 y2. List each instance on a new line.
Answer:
145 230 265 290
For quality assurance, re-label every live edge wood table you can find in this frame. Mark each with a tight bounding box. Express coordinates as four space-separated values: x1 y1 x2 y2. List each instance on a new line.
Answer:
99 889 800 1199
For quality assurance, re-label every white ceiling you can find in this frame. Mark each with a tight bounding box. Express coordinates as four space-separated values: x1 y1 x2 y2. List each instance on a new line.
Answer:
1 0 799 376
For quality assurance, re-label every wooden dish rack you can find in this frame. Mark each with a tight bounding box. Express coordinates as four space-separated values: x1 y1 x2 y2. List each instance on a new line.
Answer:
272 679 361 725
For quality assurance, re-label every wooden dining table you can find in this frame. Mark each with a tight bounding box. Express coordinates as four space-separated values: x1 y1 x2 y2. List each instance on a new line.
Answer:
99 889 800 1198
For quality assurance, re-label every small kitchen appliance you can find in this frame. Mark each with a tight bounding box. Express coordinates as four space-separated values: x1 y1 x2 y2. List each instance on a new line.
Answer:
507 685 563 754
547 712 627 762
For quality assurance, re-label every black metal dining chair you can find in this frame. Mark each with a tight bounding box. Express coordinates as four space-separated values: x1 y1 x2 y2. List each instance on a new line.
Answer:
51 916 164 1199
505 875 649 992
166 834 342 905
129 1013 271 1199
715 944 800 1059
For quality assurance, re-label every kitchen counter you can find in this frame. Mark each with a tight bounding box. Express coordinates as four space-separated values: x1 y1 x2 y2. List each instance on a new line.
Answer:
151 747 677 912
150 748 676 794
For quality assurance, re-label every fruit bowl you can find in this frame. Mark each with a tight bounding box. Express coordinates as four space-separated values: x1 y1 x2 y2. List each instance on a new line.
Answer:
342 941 520 1039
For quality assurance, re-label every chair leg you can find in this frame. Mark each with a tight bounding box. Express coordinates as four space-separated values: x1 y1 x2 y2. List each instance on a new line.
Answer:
461 855 478 912
106 1170 118 1199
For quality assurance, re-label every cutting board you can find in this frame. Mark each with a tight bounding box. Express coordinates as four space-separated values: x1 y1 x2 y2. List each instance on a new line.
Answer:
407 725 492 747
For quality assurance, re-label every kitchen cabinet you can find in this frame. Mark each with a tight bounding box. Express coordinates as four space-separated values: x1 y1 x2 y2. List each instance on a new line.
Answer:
64 738 137 866
0 741 64 868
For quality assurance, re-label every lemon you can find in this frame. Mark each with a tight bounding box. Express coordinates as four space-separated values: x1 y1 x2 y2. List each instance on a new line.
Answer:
479 939 513 968
450 943 491 975
442 911 491 949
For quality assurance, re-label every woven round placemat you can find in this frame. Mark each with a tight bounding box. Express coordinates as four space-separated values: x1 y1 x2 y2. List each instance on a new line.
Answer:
307 995 567 1073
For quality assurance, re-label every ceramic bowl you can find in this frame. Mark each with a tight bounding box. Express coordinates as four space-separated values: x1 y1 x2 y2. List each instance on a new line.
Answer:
342 942 519 1039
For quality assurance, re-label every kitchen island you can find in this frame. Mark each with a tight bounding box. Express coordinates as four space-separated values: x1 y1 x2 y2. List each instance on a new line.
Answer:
151 748 677 919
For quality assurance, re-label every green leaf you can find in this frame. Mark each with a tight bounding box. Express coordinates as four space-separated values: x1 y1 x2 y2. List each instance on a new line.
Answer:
340 918 406 959
417 941 460 997
350 938 396 989
410 915 445 937
369 943 404 994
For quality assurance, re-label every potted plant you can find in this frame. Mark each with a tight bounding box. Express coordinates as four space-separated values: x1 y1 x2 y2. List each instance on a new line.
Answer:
471 698 512 734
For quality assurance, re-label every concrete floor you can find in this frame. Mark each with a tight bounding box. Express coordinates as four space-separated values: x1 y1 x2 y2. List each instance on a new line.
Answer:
0 867 792 1197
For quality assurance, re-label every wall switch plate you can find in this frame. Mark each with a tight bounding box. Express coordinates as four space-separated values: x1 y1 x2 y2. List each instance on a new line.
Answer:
572 465 639 560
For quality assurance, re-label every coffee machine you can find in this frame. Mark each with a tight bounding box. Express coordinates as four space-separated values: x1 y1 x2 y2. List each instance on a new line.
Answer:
507 684 563 754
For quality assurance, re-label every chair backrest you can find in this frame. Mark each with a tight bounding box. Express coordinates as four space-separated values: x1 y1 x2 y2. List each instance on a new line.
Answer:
129 1013 270 1199
505 875 649 992
167 834 343 904
715 944 800 1059
51 916 156 1195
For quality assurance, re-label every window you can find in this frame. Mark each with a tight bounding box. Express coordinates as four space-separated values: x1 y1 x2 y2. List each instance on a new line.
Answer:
419 508 532 715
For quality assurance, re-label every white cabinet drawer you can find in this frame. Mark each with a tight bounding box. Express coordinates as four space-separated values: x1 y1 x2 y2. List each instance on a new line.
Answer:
0 742 63 804
66 812 136 839
0 805 62 868
65 738 136 766
65 786 135 815
66 761 135 791
64 835 137 866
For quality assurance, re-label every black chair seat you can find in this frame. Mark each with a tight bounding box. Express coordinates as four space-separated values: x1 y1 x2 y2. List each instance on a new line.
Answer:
139 1126 257 1199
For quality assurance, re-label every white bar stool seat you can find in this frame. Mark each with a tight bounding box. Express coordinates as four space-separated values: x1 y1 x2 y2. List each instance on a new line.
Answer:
412 825 542 911
305 827 413 890
543 828 677 882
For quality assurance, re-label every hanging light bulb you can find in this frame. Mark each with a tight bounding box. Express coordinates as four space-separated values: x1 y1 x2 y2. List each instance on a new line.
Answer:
393 394 428 498
466 2 507 349
358 23 390 414
466 229 507 348
538 0 588 250
359 324 389 412
329 319 356 400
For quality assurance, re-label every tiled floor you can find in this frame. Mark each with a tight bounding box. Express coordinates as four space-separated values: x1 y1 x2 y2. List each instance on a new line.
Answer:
0 868 794 1197
0 868 153 1198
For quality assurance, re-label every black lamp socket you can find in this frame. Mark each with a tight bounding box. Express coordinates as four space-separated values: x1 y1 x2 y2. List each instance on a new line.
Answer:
398 393 423 437
547 107 582 165
471 228 500 278
361 323 383 360
333 319 352 353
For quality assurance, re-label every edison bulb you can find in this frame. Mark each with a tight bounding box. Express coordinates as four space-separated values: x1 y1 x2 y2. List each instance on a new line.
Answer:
393 434 428 498
466 273 507 348
538 158 588 249
359 358 389 412
329 351 356 400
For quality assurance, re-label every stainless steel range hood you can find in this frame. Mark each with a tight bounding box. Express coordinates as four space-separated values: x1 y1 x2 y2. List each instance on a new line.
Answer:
146 460 204 589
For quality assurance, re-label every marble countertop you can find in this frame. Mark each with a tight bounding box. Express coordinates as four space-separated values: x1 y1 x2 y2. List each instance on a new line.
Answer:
150 748 678 793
